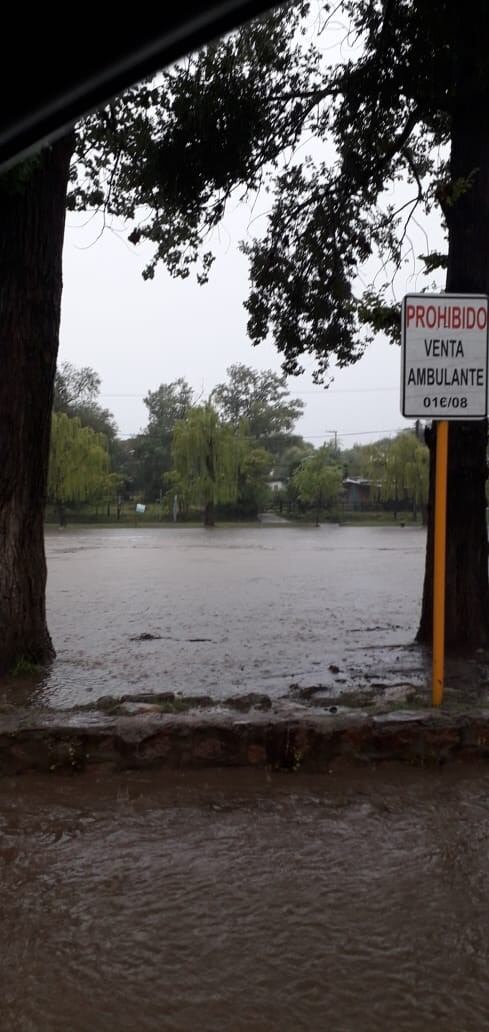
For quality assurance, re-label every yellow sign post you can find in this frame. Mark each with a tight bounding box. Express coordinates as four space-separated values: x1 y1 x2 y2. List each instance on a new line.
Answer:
432 420 448 706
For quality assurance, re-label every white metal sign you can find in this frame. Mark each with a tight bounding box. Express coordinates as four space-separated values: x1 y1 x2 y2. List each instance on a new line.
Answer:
401 293 489 419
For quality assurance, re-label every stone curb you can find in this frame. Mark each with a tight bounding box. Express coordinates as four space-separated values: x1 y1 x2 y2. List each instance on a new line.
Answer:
1 708 489 774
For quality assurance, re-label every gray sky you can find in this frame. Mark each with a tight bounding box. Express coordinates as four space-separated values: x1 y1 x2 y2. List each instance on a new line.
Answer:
59 202 423 450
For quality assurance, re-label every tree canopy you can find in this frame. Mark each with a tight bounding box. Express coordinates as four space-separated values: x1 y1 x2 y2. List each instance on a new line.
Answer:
171 403 238 525
48 412 109 523
213 363 303 454
66 1 486 380
54 361 118 442
292 445 343 525
131 378 194 500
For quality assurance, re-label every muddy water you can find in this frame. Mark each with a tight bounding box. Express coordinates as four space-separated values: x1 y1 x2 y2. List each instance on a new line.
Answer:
3 765 489 1031
34 524 426 708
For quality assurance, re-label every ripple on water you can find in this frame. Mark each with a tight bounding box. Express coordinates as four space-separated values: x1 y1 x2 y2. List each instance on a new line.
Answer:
2 765 489 1031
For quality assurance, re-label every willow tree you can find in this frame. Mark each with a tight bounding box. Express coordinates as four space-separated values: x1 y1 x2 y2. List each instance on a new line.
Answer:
171 404 237 525
48 413 109 527
379 432 429 521
405 441 429 524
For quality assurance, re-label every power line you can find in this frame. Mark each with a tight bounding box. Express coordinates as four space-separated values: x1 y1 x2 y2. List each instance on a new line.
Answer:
99 386 398 399
116 426 406 440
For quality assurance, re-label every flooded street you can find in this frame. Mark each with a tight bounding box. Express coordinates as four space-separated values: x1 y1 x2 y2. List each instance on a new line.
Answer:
3 526 489 1030
3 765 489 1031
37 524 426 708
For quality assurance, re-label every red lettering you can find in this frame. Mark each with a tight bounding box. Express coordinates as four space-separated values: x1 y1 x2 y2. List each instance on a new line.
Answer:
466 306 476 329
406 299 487 330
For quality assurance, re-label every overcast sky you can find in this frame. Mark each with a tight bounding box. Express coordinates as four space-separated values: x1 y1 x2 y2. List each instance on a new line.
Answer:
58 12 445 452
60 205 432 450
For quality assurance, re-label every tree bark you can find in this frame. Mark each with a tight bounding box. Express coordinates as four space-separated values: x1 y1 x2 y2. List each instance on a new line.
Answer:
418 69 489 647
0 135 74 670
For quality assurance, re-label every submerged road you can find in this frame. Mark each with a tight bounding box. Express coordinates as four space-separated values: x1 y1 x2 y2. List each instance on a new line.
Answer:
2 765 489 1031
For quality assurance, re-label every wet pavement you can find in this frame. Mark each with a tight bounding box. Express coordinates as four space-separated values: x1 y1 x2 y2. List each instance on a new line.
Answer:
9 524 431 709
3 765 489 1031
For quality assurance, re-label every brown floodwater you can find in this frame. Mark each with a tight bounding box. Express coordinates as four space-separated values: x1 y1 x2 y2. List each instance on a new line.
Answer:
32 524 428 708
2 765 489 1031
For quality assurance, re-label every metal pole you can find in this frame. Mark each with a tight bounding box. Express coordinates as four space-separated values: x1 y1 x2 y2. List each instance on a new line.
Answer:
432 420 449 707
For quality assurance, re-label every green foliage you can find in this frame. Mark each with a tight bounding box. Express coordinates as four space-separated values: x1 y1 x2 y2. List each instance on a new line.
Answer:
378 433 429 508
145 379 194 433
359 431 428 512
48 413 109 511
171 403 238 522
292 445 343 522
50 358 430 524
212 364 303 452
54 361 117 441
234 423 273 515
340 444 368 480
170 403 275 521
276 441 315 482
362 438 395 502
135 379 194 500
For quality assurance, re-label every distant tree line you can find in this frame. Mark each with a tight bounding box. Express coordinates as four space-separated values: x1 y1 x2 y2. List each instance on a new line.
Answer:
48 361 428 526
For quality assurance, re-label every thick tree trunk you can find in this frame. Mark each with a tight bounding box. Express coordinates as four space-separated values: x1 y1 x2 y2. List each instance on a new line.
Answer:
418 75 489 647
0 136 74 670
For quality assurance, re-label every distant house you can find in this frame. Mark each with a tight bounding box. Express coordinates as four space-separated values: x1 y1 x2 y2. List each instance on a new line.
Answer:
268 469 285 493
342 477 374 508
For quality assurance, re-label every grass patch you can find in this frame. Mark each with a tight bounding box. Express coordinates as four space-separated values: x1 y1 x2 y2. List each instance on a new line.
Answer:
156 698 194 714
10 657 44 677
